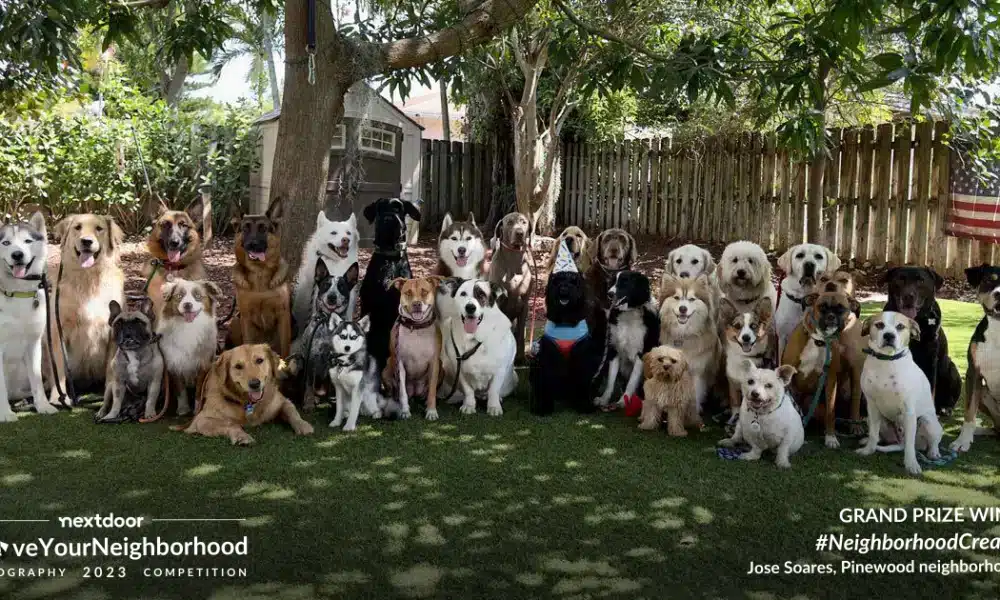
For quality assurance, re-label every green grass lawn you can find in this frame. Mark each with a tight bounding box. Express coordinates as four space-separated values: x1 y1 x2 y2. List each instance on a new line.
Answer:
1 300 999 599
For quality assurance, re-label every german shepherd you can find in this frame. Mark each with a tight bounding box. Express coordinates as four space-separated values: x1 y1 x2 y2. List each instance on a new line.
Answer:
226 197 292 357
146 198 206 315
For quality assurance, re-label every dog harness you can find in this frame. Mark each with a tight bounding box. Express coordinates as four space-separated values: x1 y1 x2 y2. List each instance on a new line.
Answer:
542 319 589 357
440 332 483 403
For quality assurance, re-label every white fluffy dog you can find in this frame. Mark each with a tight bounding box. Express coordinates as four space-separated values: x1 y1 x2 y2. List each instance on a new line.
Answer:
659 274 721 413
775 243 840 358
719 360 804 468
440 279 517 416
292 212 359 329
718 241 776 314
157 278 222 416
857 311 943 476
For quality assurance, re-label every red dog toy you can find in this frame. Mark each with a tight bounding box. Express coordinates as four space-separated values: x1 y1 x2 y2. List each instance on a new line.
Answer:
622 394 643 418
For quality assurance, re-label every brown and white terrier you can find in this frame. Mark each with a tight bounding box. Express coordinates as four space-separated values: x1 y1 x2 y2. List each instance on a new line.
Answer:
146 199 206 315
383 276 443 420
227 197 292 357
639 345 699 436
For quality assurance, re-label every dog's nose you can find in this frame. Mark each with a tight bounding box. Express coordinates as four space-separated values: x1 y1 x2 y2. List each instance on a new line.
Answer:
736 268 747 278
883 332 896 344
825 282 838 292
457 247 467 257
678 305 688 315
993 291 1000 302
749 390 760 401
183 302 193 312
464 303 476 315
803 261 815 272
741 334 751 343
901 293 915 306
248 378 262 391
344 345 351 352
80 238 94 249
679 271 689 278
10 250 24 263
340 237 350 246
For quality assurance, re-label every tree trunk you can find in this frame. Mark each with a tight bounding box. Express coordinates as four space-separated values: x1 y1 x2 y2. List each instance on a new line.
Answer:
164 55 189 105
261 11 281 109
439 79 450 142
806 62 832 245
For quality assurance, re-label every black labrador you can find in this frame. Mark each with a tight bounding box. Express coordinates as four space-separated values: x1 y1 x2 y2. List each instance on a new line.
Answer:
359 197 421 373
881 266 962 415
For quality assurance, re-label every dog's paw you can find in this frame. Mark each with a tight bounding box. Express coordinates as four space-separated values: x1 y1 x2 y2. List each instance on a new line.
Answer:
459 403 476 415
176 404 192 417
398 409 411 420
34 400 58 415
329 418 343 428
370 409 383 420
717 437 735 448
856 445 876 457
144 407 158 420
0 411 19 423
231 431 255 446
738 452 761 462
950 437 972 452
425 408 439 421
487 403 503 417
342 423 357 432
593 394 611 407
294 421 314 436
905 459 923 476
775 458 792 469
824 434 840 449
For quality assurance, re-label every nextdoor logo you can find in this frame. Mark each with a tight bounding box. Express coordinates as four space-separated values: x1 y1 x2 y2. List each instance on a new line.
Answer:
0 542 8 559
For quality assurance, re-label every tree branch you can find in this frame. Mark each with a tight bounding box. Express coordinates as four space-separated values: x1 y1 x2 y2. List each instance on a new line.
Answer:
125 0 172 8
552 0 671 63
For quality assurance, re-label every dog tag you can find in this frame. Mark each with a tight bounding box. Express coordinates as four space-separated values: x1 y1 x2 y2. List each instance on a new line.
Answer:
750 419 761 433
927 318 937 326
245 404 255 416
672 339 683 349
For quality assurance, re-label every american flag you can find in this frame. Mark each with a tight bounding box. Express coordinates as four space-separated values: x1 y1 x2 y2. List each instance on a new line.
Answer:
945 150 1000 242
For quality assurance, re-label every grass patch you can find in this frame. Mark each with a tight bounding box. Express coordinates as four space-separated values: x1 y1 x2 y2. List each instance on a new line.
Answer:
0 301 998 599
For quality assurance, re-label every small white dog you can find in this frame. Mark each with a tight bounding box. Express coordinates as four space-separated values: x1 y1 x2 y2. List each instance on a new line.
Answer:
658 274 721 413
857 311 944 476
440 279 517 416
157 278 222 416
775 243 840 358
718 241 776 314
0 212 58 421
292 212 359 330
719 360 804 468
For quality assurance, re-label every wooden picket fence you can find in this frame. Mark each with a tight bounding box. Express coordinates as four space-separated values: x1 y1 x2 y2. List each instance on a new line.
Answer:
420 139 497 227
558 121 989 277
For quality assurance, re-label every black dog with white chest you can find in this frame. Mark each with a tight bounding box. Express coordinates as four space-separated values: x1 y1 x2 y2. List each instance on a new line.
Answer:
529 271 609 415
882 266 962 414
595 270 660 407
360 198 421 373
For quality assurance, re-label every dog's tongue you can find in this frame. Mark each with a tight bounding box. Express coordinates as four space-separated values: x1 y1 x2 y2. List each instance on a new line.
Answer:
463 317 478 334
12 265 26 279
183 311 199 323
249 251 266 261
900 307 918 319
167 250 181 264
455 256 469 267
248 390 263 402
79 253 95 269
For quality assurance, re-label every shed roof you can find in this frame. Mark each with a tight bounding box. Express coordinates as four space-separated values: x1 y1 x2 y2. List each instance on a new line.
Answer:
254 83 424 131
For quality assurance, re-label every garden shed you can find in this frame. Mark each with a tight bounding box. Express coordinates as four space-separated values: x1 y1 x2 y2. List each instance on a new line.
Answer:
250 82 423 244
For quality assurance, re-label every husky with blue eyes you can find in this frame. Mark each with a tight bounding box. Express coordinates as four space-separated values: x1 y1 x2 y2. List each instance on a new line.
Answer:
326 313 389 432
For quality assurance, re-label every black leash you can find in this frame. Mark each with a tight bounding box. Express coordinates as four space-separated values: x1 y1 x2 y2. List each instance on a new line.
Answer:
33 266 74 409
441 331 483 403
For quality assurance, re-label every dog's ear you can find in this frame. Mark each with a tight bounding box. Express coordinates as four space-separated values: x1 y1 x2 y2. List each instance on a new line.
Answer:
879 266 898 288
28 211 46 239
642 352 657 380
802 292 820 308
344 262 360 286
825 247 842 271
265 196 284 224
717 296 738 321
314 257 330 282
777 246 794 273
966 264 987 288
623 231 637 266
776 364 797 386
316 210 330 228
156 200 170 217
52 216 73 244
403 200 421 222
108 300 122 326
230 216 243 233
860 315 874 337
925 267 944 291
907 316 922 342
327 312 343 331
357 315 371 334
490 282 508 306
664 249 678 275
137 296 155 320
162 281 176 303
440 213 453 233
425 275 443 289
753 296 773 321
390 277 407 291
106 217 124 252
848 296 861 317
467 212 477 228
212 350 235 397
739 358 756 376
346 213 358 230
702 248 716 275
184 196 205 226
362 201 379 224
203 281 223 302
439 277 464 297
694 273 710 288
265 346 283 380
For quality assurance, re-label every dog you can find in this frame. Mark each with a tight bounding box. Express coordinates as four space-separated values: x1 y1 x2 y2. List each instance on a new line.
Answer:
440 279 517 416
781 289 861 449
145 199 206 315
282 260 360 411
658 274 721 414
292 211 359 331
817 270 857 298
660 243 716 296
177 343 313 445
638 345 698 435
720 296 777 419
48 213 125 402
718 361 804 469
383 276 443 420
489 212 534 364
545 226 591 274
157 278 222 416
595 270 660 408
226 198 292 357
99 299 165 422
360 198 421 374
0 212 58 421
857 311 943 476
882 266 962 415
953 264 1000 452
717 241 776 314
437 212 487 279
529 269 609 415
585 228 637 310
775 243 840 359
327 314 386 431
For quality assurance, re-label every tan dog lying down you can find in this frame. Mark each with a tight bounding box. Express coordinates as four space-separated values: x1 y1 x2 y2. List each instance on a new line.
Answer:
178 344 313 445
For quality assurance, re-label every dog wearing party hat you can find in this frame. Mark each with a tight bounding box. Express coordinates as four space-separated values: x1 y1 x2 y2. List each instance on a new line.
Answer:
528 239 610 415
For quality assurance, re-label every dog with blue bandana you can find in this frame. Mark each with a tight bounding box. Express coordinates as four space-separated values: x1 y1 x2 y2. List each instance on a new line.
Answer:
529 240 609 415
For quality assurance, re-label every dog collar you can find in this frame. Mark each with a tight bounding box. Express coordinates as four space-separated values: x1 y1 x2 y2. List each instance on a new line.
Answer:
863 347 910 361
1 288 39 300
805 311 842 344
499 239 528 253
398 313 436 330
784 291 805 306
750 394 785 418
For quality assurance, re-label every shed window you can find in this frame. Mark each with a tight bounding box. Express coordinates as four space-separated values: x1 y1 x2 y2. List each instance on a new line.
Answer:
359 126 395 156
331 124 346 150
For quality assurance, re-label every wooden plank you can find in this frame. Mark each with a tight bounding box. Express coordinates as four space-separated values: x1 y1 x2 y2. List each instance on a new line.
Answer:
912 121 934 265
930 122 951 274
741 133 753 242
435 139 448 222
749 133 764 246
610 141 621 229
871 124 893 265
776 151 790 249
601 142 612 230
890 124 912 264
761 134 777 250
588 143 599 229
460 141 472 219
639 139 651 234
421 139 433 227
647 139 659 235
577 142 588 228
566 142 577 225
793 158 807 246
700 139 713 240
629 139 641 231
856 126 875 261
662 139 673 236
448 141 461 218
823 128 842 250
840 129 859 261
